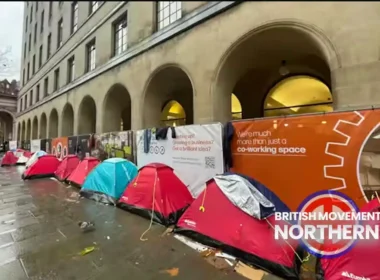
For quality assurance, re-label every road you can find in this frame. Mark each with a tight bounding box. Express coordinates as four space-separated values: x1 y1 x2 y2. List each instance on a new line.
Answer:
0 166 245 280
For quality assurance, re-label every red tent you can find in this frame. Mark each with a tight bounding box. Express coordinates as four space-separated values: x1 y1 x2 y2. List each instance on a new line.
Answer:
67 157 100 187
118 163 194 226
317 198 380 280
175 177 300 279
1 151 19 166
22 155 61 180
55 155 80 181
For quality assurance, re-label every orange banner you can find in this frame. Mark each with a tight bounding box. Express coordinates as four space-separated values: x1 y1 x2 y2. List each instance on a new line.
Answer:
231 109 380 210
51 137 68 160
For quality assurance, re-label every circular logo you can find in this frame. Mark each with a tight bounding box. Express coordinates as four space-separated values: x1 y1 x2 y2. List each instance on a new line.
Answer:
154 146 159 154
159 146 165 155
149 146 154 154
296 190 359 258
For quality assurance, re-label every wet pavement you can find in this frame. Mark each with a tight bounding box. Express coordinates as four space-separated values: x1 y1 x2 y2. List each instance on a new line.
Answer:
0 166 245 280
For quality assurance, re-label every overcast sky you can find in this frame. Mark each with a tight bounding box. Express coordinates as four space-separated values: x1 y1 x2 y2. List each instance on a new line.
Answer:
0 2 23 81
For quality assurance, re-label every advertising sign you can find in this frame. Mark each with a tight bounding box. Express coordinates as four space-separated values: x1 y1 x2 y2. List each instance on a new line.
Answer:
92 131 134 162
30 139 41 152
9 140 17 151
68 134 91 156
136 124 224 197
40 138 52 153
23 140 31 151
230 109 380 210
51 137 68 160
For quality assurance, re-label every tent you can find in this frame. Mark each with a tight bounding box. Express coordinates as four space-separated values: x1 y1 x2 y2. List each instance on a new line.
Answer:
80 158 138 205
118 163 194 226
55 155 80 181
26 150 47 168
67 157 100 187
22 154 61 180
1 151 18 166
15 149 31 165
316 198 380 280
175 173 301 279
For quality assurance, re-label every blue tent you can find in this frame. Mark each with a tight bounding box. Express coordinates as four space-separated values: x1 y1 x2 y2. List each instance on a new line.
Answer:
80 158 138 205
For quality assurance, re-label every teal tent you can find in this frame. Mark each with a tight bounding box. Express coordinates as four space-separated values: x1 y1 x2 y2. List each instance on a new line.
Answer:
80 158 138 205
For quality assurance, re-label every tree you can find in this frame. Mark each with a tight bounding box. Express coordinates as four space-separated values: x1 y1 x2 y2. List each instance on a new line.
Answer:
0 46 16 78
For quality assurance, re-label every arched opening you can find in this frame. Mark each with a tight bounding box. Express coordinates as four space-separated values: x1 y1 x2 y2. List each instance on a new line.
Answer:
49 109 59 138
214 25 332 122
17 122 21 141
160 100 186 127
21 121 26 140
263 75 332 117
143 65 193 127
61 103 74 136
102 84 131 132
0 111 14 141
77 96 96 134
231 93 242 120
40 113 47 139
32 116 38 139
26 119 31 140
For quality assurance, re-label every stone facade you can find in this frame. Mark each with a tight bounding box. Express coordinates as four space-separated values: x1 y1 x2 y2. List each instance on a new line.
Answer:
16 2 380 141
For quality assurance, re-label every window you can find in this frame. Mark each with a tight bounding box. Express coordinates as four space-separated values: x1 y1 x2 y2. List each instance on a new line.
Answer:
25 95 28 108
20 99 23 112
57 18 63 48
113 14 128 56
44 77 49 97
71 2 78 34
86 40 96 72
27 62 30 80
25 16 28 32
22 69 25 85
36 2 38 12
47 33 51 59
34 23 37 43
67 56 75 83
89 1 99 15
32 55 35 74
23 43 26 59
157 1 182 30
48 2 52 20
40 10 44 33
28 33 31 52
39 45 43 68
30 90 33 106
36 84 40 102
54 68 60 91
30 5 33 22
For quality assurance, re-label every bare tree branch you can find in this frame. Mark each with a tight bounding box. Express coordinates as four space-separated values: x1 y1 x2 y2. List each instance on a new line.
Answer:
0 46 17 78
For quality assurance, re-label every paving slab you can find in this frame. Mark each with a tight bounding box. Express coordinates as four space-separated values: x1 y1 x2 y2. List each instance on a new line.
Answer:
0 166 246 280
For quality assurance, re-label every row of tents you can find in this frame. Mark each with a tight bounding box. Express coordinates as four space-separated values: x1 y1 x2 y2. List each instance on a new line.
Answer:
1 150 379 279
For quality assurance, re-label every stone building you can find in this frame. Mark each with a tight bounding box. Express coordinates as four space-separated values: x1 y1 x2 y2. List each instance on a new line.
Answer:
0 79 18 141
15 1 380 140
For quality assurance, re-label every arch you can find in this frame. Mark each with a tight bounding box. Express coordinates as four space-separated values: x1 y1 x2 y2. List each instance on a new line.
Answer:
21 121 25 141
26 119 31 140
143 64 194 127
17 122 21 142
49 108 59 138
212 22 333 122
77 95 96 134
160 100 186 127
263 75 333 117
61 103 74 136
0 110 14 141
102 83 131 132
32 116 38 139
40 113 47 139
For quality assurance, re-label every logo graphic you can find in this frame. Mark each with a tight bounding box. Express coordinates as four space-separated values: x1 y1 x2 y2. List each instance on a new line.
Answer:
341 271 371 280
297 190 359 258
